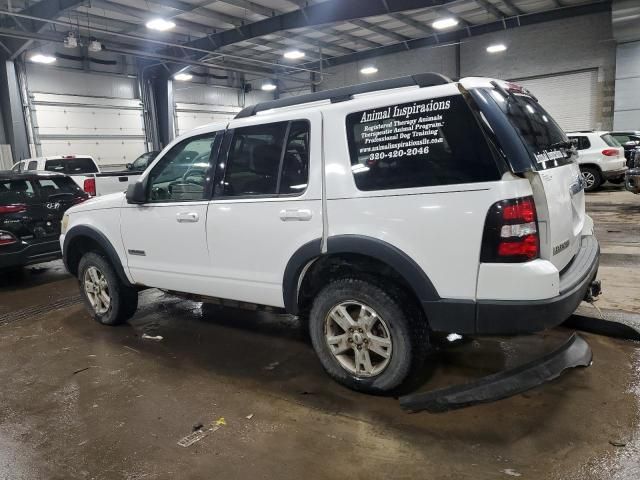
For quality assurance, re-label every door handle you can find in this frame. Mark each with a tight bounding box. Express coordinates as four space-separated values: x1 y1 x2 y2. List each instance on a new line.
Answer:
176 212 199 223
280 208 312 221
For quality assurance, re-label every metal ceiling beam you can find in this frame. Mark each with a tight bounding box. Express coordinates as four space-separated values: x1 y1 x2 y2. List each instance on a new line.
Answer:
298 0 611 70
349 18 410 43
475 0 508 19
1 0 86 58
389 13 436 35
168 0 459 56
501 0 525 16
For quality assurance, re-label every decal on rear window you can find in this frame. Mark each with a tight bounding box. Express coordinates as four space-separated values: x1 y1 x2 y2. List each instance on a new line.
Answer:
346 95 501 191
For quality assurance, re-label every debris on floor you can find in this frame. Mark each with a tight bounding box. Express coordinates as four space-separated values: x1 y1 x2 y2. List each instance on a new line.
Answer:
264 361 280 370
178 417 226 448
501 468 522 477
141 333 164 341
245 413 254 420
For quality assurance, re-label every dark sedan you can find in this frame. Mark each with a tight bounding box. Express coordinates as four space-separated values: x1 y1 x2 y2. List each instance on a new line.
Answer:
0 171 88 270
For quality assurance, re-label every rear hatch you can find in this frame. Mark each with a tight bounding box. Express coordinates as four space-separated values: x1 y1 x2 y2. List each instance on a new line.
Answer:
470 82 585 271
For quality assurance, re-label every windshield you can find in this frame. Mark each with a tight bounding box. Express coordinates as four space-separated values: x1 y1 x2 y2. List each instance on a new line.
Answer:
484 87 575 170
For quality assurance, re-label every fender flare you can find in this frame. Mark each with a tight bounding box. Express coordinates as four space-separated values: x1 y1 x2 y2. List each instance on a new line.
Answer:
282 235 440 314
63 225 133 287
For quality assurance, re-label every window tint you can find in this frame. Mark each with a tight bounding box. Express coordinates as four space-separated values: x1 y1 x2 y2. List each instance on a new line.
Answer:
0 178 35 204
612 134 630 144
27 161 38 170
147 133 217 202
569 136 591 150
346 95 500 191
601 134 621 147
221 120 310 197
36 177 84 200
63 158 98 174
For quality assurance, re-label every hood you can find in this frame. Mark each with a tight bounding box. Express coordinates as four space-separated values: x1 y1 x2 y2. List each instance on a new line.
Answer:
67 191 125 214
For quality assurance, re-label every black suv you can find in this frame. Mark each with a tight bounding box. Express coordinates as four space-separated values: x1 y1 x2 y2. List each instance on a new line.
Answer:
0 171 88 270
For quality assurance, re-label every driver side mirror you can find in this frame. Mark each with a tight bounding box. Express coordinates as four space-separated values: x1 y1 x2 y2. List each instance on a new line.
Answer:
126 180 146 204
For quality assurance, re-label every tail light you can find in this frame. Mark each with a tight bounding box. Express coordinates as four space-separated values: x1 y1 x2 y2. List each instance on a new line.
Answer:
83 178 96 196
0 231 17 246
481 196 539 263
0 204 27 214
602 148 619 157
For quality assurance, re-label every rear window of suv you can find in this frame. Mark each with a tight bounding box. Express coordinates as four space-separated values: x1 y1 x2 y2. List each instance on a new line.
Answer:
345 94 501 191
601 134 621 147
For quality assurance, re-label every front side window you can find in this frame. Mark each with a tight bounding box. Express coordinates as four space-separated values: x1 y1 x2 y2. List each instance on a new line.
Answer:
221 120 310 197
346 95 501 191
147 133 218 202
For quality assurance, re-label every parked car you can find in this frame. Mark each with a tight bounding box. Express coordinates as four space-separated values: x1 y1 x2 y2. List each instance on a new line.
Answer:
12 155 142 197
566 131 627 191
1 171 88 270
609 131 640 165
625 146 640 194
127 151 160 172
61 74 600 393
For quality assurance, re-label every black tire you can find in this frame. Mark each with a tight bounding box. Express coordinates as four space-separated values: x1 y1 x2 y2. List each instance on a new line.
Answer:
78 252 138 325
580 166 602 192
309 277 428 394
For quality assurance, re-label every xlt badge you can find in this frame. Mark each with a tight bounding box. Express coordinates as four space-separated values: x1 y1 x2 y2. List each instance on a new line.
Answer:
553 239 570 256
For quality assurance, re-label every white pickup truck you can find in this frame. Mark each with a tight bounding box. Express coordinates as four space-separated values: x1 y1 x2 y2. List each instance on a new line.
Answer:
12 155 142 197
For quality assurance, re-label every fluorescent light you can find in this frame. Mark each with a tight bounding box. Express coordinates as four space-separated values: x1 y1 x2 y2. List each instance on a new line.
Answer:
486 44 507 53
174 73 193 81
261 82 277 91
360 66 378 75
29 54 56 64
146 18 176 31
283 50 305 59
432 18 459 30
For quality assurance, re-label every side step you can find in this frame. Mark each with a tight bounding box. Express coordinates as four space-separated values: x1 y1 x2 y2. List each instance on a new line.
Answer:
399 333 592 413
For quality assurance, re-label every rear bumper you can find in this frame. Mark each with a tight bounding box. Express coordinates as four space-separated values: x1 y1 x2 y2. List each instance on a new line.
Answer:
625 168 640 194
423 235 600 335
602 167 628 180
0 240 61 269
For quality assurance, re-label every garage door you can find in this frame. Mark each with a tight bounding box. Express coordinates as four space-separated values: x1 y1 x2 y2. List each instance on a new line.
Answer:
32 93 146 168
174 103 239 136
514 70 598 132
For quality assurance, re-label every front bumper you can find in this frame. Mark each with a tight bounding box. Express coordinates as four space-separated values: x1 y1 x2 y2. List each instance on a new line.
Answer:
423 235 600 335
625 168 640 194
602 167 628 180
0 239 61 269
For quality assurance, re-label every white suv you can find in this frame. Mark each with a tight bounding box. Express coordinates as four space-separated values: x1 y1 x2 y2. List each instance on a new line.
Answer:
566 131 626 191
60 74 600 393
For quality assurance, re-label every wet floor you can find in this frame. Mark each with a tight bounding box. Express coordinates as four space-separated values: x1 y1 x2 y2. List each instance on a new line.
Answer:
0 188 639 479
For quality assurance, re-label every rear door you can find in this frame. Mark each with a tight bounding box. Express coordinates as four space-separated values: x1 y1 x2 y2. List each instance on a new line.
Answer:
475 86 585 270
32 176 88 241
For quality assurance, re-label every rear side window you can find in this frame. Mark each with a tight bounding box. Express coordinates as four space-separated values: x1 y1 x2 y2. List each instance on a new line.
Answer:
0 178 36 203
221 120 310 197
601 134 621 147
569 136 591 150
45 158 98 174
35 177 84 200
345 95 501 191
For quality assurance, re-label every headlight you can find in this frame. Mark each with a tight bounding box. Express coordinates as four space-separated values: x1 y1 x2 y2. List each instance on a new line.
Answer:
61 214 69 234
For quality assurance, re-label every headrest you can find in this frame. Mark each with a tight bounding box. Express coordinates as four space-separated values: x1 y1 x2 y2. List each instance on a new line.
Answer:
252 144 281 176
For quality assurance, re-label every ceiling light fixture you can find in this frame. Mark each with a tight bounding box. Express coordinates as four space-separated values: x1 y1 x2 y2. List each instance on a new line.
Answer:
486 44 507 53
261 82 277 91
432 18 459 30
63 32 78 48
29 53 56 64
283 50 305 59
360 66 378 74
146 18 176 31
174 73 193 81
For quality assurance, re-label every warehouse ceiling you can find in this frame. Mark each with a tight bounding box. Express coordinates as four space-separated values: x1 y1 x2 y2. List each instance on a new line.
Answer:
0 0 611 83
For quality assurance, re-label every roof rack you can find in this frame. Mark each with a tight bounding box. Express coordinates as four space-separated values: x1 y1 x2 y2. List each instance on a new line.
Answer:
235 72 453 119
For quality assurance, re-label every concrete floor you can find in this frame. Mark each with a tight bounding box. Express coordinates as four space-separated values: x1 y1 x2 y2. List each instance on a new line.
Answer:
0 187 639 479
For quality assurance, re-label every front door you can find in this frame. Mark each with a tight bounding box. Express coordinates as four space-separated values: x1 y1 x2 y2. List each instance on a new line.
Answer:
121 131 221 292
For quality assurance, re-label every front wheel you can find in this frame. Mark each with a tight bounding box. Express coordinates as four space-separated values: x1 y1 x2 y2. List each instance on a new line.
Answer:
580 166 602 192
309 278 428 394
78 252 138 325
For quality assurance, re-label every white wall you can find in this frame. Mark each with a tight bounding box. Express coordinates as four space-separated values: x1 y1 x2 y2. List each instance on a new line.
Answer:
614 41 640 130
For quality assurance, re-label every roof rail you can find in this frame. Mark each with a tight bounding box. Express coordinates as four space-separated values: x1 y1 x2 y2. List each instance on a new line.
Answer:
235 72 453 119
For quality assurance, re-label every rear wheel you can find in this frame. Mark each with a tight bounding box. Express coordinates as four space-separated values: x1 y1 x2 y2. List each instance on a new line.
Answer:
78 252 138 325
580 166 602 192
309 277 428 394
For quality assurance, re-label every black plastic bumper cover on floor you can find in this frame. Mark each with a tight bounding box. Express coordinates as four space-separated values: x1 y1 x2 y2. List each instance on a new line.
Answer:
399 333 592 413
